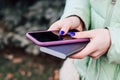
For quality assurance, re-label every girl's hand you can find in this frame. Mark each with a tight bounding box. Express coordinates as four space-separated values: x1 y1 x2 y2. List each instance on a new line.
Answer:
69 29 111 59
48 16 83 35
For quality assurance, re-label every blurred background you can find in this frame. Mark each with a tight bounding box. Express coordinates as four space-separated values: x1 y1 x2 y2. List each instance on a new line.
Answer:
0 0 65 80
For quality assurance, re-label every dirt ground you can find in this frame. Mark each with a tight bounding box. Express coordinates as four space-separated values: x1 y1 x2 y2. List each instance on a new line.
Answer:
0 46 64 80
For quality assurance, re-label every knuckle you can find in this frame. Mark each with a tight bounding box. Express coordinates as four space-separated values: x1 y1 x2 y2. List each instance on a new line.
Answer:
90 54 99 59
79 55 86 59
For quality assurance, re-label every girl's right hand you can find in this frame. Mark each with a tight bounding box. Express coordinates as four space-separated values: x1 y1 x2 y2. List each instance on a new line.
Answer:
48 16 84 35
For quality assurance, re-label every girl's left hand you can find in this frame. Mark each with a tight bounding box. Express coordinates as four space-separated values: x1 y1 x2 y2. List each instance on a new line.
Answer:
69 29 111 59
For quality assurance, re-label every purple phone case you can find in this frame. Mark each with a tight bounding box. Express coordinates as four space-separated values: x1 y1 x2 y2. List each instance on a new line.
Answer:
40 42 89 59
26 30 90 46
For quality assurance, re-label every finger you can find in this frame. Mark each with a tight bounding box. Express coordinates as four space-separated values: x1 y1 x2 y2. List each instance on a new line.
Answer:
48 22 61 31
59 24 71 35
76 25 83 31
72 31 93 39
48 21 71 35
70 41 96 59
89 51 103 59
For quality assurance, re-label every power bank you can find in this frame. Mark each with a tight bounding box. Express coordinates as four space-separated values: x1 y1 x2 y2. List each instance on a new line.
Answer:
40 42 89 59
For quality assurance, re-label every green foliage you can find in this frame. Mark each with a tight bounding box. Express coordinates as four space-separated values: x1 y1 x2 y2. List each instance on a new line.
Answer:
0 0 65 54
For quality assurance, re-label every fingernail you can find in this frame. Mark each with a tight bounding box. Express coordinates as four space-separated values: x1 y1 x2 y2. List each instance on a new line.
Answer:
68 32 75 36
59 30 65 35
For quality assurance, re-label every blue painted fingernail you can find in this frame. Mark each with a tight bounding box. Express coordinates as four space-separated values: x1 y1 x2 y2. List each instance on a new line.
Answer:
59 30 65 35
68 32 75 36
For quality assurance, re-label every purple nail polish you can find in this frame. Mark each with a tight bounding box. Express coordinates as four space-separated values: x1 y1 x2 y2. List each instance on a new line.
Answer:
59 30 65 35
68 32 75 36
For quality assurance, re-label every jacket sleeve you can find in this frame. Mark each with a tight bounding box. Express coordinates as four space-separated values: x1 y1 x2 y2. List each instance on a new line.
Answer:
107 27 120 64
61 0 90 30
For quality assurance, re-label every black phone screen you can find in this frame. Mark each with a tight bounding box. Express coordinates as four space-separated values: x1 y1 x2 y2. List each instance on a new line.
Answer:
28 31 73 42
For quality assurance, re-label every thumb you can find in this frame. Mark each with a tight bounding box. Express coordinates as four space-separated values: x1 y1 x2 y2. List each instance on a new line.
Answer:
69 31 92 39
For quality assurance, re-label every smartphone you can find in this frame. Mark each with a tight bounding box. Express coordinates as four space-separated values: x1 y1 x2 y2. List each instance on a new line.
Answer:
26 30 90 46
40 41 89 59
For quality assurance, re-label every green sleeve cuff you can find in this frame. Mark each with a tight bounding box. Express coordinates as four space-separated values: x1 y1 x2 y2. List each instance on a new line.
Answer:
106 27 120 64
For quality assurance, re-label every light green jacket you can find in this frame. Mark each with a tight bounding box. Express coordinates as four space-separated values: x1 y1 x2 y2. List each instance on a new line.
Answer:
61 0 120 80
